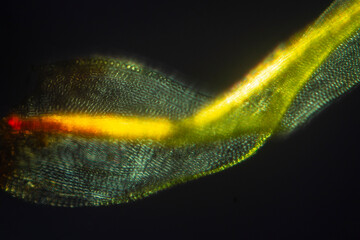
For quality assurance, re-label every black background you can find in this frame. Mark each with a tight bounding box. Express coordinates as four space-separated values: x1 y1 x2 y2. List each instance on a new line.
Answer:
2 0 360 239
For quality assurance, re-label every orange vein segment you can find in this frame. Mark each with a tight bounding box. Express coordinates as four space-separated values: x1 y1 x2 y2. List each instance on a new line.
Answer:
7 114 173 139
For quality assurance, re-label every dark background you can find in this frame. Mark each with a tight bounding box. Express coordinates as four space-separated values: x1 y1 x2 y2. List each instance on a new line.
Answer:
2 0 360 239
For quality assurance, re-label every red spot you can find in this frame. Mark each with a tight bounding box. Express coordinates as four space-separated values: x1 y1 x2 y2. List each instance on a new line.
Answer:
7 115 22 130
6 115 73 135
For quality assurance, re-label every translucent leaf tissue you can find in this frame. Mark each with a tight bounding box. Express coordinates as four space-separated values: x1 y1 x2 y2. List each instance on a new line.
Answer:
0 0 359 206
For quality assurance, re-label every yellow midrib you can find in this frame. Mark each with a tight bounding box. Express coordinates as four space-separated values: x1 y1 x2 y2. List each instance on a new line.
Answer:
186 0 360 133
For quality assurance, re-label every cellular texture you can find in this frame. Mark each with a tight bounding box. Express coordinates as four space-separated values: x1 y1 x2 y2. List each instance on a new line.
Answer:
0 0 359 206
